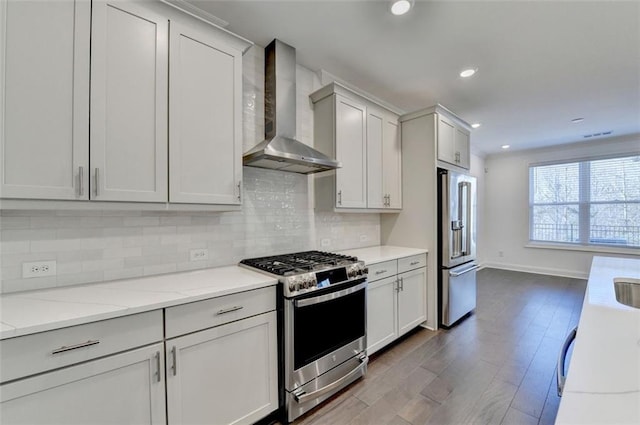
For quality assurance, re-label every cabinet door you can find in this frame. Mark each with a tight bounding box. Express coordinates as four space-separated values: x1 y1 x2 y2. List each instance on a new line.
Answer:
335 95 367 208
90 1 168 202
0 343 166 425
398 267 427 337
169 22 243 205
436 115 456 166
0 0 89 200
166 311 278 425
383 114 402 209
366 275 398 355
366 108 385 209
455 126 471 169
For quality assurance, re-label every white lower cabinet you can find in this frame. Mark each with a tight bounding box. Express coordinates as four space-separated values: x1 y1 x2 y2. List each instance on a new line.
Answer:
366 275 398 354
397 267 427 336
165 311 279 425
0 343 166 425
366 254 427 355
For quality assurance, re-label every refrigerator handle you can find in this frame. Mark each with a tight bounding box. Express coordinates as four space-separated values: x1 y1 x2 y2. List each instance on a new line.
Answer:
458 181 472 256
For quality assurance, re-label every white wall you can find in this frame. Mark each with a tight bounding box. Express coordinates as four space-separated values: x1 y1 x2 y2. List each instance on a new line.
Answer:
0 45 381 293
483 134 640 279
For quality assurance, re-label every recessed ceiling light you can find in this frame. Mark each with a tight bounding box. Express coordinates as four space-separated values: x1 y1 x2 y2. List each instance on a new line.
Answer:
571 118 584 123
471 123 481 129
501 144 510 149
460 68 477 78
390 0 413 15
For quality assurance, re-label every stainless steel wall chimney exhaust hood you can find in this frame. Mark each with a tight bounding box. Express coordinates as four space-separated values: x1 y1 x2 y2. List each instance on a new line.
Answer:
243 39 341 174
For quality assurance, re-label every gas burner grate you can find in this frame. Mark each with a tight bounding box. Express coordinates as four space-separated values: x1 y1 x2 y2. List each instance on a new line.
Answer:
240 250 358 276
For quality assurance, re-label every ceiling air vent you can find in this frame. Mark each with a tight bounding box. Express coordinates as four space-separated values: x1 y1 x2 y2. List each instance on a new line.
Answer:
583 131 613 139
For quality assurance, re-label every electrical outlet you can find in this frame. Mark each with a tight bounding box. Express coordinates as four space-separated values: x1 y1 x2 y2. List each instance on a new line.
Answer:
22 260 57 278
498 250 504 258
321 238 331 248
359 235 368 242
190 248 209 261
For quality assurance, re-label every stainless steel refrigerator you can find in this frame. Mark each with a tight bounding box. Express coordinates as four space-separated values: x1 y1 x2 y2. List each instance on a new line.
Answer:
438 169 478 327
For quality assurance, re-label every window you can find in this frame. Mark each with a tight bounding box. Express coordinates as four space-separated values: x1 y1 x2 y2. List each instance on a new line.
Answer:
529 154 640 248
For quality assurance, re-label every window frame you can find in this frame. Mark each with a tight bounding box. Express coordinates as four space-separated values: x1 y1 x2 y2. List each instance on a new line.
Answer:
528 152 640 250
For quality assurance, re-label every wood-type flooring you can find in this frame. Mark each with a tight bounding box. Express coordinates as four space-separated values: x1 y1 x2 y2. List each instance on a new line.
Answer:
291 268 587 425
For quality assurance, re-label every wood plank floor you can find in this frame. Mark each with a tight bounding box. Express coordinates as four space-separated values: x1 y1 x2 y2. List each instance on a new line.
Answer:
291 268 587 425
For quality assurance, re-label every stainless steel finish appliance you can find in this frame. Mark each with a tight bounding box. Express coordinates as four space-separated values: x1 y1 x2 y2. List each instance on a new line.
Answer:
243 40 341 174
439 169 478 327
240 251 368 423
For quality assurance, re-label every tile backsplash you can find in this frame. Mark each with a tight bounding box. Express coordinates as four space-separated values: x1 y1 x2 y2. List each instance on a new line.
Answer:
0 45 381 293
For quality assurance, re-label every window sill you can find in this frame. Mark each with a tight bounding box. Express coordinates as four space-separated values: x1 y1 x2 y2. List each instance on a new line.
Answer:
526 242 640 256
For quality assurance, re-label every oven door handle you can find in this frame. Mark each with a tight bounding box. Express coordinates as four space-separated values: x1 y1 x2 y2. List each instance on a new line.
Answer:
294 281 367 308
293 354 368 404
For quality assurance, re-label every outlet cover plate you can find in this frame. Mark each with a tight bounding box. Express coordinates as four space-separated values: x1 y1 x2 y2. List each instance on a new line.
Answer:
190 248 209 261
22 260 57 278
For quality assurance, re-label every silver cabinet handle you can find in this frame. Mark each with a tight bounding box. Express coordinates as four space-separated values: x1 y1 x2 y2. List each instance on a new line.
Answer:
375 269 387 275
337 190 342 205
171 346 177 376
94 168 99 197
293 354 368 404
557 327 577 396
237 181 241 202
52 339 100 355
395 278 401 292
410 261 420 266
399 277 404 291
387 194 391 206
216 305 243 315
154 351 161 383
78 166 84 196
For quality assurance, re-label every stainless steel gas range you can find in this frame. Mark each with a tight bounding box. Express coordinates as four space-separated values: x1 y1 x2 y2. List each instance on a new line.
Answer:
240 251 368 422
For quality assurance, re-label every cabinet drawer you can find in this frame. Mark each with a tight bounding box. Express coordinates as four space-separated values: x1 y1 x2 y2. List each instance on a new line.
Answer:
398 253 427 273
165 286 276 338
367 260 397 282
0 310 163 384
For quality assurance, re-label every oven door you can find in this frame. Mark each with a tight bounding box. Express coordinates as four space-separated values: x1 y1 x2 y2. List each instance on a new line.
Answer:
285 278 367 390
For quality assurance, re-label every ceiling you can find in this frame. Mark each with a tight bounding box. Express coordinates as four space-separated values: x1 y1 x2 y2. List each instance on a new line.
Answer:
185 0 640 156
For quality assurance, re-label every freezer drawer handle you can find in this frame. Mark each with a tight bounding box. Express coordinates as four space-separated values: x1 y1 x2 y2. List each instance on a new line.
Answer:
557 326 577 397
449 264 478 277
52 339 100 355
292 353 368 404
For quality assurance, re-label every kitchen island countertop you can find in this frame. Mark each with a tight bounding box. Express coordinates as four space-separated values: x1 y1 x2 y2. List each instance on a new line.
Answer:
0 266 277 340
556 256 640 424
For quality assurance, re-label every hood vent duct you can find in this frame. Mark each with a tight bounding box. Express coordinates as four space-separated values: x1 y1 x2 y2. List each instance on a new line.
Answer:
243 39 340 174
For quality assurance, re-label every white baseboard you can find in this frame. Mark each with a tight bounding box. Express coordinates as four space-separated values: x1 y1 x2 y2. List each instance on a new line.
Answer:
481 261 588 280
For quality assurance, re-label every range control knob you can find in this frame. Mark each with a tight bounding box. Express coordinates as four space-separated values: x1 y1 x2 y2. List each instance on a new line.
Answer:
288 279 298 293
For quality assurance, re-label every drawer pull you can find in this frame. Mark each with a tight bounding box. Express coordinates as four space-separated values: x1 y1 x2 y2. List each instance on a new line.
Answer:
51 339 100 355
216 305 244 316
375 270 387 275
410 261 420 266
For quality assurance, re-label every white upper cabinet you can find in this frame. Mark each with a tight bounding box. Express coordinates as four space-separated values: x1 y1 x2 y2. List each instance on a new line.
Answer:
0 0 90 200
437 113 471 170
382 112 402 208
169 22 243 205
1 0 248 207
90 0 168 202
334 95 367 209
311 82 402 212
366 108 385 209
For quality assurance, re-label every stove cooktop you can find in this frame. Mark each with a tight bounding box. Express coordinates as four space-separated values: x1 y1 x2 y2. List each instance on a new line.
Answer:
240 251 367 297
239 250 359 276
